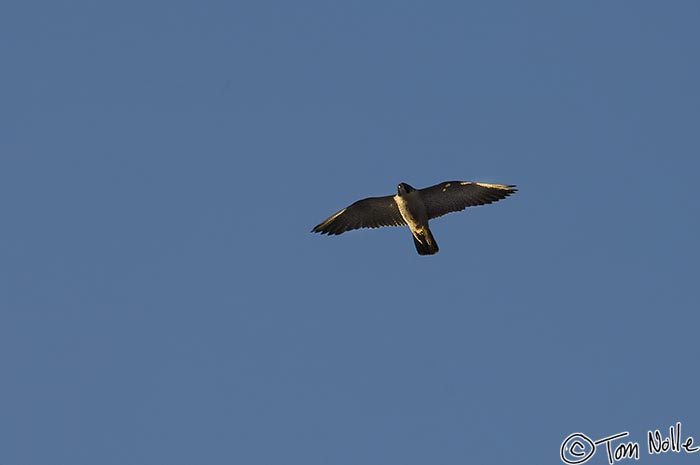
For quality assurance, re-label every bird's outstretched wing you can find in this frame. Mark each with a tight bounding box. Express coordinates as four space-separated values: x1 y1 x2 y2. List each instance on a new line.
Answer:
311 196 406 235
419 181 517 220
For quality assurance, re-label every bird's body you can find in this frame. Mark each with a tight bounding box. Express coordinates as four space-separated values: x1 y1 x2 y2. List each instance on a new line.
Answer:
312 181 516 255
393 184 439 255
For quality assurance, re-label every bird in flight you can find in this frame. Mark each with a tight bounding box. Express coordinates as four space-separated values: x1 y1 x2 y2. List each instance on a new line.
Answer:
311 181 517 255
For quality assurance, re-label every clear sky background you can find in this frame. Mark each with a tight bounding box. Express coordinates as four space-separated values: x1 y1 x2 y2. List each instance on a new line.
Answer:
2 1 699 464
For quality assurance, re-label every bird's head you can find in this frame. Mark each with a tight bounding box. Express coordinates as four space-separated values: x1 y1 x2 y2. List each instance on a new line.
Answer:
397 183 415 196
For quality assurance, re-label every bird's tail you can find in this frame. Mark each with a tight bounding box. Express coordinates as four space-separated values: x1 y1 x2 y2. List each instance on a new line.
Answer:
412 228 439 255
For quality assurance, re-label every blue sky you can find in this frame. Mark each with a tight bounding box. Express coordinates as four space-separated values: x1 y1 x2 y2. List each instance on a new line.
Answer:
2 1 699 464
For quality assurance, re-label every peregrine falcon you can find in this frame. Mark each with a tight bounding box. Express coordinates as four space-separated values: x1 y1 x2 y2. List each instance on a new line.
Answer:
311 181 517 255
